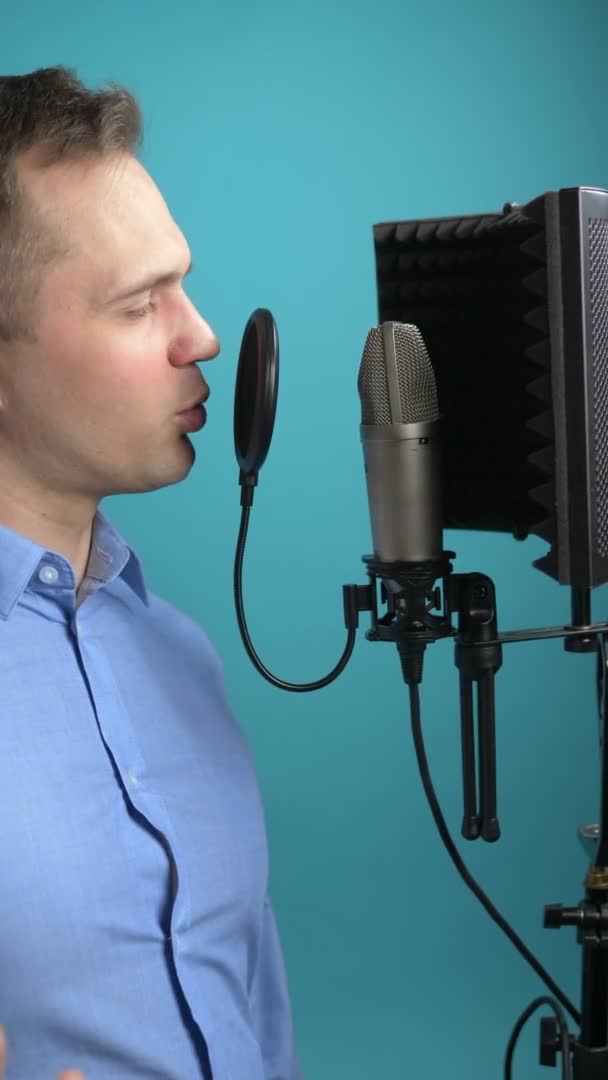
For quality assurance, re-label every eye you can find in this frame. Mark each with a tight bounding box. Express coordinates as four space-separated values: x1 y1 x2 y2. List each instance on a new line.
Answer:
126 300 157 319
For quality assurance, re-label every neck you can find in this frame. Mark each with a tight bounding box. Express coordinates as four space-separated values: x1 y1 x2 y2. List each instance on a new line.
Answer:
0 480 98 591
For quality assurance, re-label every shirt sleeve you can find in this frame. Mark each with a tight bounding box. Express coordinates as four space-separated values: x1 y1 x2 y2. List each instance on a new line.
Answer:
250 895 303 1080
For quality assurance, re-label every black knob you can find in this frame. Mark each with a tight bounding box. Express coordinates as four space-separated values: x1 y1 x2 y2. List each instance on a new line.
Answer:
544 904 564 929
540 1017 560 1067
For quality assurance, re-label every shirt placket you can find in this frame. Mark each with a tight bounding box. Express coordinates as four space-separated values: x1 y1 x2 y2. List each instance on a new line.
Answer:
68 609 193 946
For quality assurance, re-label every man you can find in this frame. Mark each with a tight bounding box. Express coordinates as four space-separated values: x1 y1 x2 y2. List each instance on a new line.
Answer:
0 67 300 1079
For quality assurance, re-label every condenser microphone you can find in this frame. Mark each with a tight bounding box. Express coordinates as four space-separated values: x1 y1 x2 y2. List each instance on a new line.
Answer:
357 322 443 564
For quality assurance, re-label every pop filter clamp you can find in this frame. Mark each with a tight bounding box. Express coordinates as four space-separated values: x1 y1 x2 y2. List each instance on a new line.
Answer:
231 307 608 1078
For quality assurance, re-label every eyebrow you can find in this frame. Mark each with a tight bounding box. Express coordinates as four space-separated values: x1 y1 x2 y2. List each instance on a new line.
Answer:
98 259 195 307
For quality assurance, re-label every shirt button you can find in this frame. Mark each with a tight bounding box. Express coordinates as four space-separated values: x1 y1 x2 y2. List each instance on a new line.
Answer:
38 564 59 585
128 770 139 787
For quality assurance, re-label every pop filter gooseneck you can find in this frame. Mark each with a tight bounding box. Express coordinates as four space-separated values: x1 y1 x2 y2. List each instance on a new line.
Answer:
232 308 356 692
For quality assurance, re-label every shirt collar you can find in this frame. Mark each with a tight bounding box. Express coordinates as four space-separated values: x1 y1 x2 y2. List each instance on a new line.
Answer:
0 509 149 619
87 510 149 607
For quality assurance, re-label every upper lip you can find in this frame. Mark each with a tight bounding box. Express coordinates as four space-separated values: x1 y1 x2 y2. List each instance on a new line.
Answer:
178 387 210 412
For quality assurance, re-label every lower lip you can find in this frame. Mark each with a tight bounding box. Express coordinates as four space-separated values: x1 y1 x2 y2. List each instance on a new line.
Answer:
177 405 206 432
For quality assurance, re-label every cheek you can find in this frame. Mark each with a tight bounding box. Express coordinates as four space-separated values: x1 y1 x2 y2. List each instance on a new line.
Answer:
44 320 165 406
43 311 93 367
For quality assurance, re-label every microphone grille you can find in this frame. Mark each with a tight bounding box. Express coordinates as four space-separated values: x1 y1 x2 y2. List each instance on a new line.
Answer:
358 323 440 425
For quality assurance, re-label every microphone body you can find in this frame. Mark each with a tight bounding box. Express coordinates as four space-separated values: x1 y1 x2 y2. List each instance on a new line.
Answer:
357 322 443 567
361 419 442 564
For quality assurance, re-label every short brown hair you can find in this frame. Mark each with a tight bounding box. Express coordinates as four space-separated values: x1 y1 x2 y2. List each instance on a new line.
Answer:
0 66 142 342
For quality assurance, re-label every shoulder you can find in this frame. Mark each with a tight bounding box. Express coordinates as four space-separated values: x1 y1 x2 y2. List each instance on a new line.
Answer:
145 589 214 642
144 588 220 652
138 588 226 684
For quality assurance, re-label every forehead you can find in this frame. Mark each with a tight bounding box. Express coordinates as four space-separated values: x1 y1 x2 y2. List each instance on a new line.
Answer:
23 152 189 291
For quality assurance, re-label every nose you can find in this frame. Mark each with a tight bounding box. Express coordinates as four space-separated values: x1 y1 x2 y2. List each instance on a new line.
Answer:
197 326 220 364
169 300 220 367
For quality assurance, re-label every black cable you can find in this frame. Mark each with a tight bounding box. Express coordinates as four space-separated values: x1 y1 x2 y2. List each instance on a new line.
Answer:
504 996 571 1080
234 503 356 692
407 681 580 1026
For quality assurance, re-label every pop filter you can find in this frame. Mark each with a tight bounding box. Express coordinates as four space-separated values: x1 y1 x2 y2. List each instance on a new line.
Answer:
233 308 279 482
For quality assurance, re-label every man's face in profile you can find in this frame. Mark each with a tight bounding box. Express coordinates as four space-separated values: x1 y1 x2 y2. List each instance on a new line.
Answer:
0 151 219 504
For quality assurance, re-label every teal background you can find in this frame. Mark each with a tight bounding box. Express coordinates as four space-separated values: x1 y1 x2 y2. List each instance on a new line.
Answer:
3 2 607 1076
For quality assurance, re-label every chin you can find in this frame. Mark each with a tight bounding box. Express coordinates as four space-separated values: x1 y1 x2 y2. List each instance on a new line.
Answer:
116 439 197 495
157 437 196 487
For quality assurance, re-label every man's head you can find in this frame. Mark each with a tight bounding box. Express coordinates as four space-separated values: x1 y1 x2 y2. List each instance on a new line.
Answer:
0 66 218 510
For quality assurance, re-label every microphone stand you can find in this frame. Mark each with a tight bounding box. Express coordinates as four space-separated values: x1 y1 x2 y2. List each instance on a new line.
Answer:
449 573 502 844
541 596 608 1078
351 556 505 843
344 565 608 1077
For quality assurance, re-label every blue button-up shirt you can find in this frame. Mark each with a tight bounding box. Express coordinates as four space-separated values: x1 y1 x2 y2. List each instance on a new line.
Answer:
0 511 300 1079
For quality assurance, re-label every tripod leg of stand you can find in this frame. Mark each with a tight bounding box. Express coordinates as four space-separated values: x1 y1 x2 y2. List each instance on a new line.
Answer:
571 899 608 1076
579 934 608 1049
459 672 479 840
477 670 500 842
